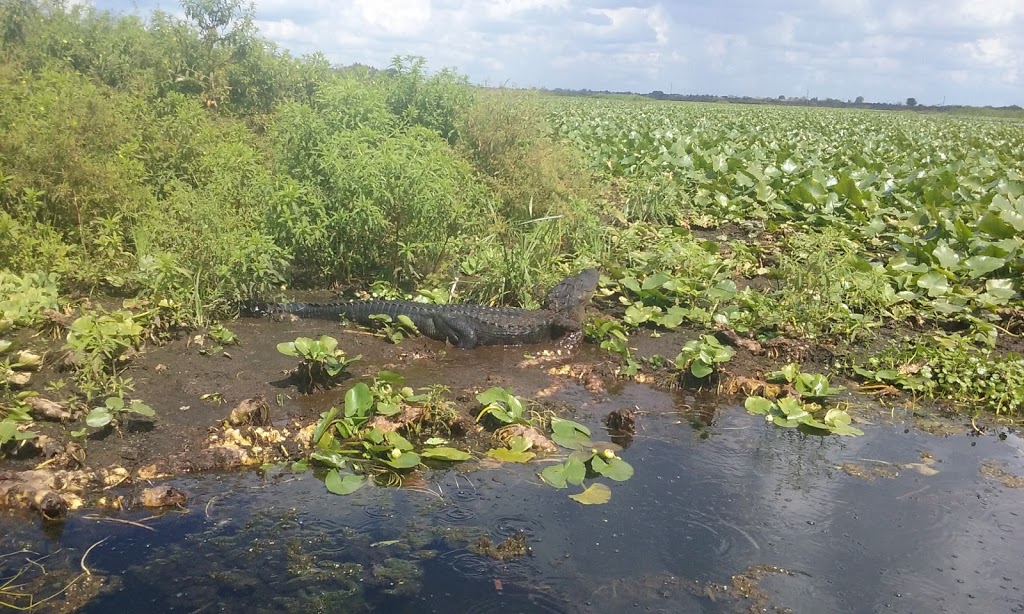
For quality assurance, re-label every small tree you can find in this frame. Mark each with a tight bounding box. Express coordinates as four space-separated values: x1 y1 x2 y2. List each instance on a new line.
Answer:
906 97 918 107
854 96 865 104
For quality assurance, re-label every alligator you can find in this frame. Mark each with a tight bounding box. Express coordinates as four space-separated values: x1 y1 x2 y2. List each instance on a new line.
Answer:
245 269 599 349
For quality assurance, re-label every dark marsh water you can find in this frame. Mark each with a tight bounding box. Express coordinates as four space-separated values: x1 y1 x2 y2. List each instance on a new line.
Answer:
3 384 1024 613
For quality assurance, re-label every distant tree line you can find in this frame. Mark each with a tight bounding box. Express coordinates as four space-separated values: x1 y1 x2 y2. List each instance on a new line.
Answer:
540 88 1022 114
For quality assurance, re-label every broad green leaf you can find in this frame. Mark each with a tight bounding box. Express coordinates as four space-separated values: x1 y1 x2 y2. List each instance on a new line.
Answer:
964 256 1006 278
86 408 112 428
312 406 340 445
325 470 365 495
311 449 347 469
551 430 593 450
396 315 418 331
344 383 373 417
541 463 570 488
744 396 774 415
985 279 1016 300
486 448 535 463
276 341 298 357
569 483 612 505
383 451 421 469
690 361 713 378
595 457 634 481
376 370 405 385
931 243 960 269
642 272 672 290
551 417 592 437
319 335 338 353
916 271 949 297
127 401 156 417
384 431 414 451
420 447 472 461
293 336 314 356
978 211 1018 238
476 387 508 405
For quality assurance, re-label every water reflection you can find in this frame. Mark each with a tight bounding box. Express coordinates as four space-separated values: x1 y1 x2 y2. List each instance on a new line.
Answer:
3 393 1024 613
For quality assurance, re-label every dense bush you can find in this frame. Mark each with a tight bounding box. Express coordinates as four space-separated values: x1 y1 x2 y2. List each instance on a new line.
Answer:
0 0 598 322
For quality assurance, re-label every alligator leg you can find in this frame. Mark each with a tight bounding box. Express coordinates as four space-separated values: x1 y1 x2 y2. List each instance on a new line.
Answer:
432 314 479 349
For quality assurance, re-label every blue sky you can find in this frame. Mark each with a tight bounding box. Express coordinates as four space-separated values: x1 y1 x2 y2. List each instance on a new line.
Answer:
93 0 1022 106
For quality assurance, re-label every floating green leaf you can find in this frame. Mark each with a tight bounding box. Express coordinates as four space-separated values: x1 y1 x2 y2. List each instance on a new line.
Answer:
569 483 612 505
325 469 365 495
420 447 472 461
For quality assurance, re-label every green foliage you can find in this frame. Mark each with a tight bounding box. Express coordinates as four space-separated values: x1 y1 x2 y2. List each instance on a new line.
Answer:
450 90 602 306
551 98 1024 336
585 319 639 377
85 395 156 430
0 271 59 328
308 374 469 495
766 363 846 402
486 435 535 463
674 335 735 379
386 55 472 143
539 428 634 505
851 334 1024 415
0 393 38 453
208 323 238 345
367 314 420 344
475 387 532 426
64 308 147 400
744 396 863 437
276 335 360 393
270 101 493 283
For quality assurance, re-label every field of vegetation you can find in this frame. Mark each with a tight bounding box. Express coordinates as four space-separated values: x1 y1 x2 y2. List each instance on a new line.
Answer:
2 0 1024 488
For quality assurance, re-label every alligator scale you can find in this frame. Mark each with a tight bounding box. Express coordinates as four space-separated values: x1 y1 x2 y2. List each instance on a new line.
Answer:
246 269 599 349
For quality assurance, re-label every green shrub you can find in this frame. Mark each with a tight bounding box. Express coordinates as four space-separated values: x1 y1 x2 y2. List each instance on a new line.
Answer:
270 108 494 284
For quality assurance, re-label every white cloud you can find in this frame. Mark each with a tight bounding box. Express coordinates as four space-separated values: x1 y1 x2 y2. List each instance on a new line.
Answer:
482 0 569 20
352 0 431 36
961 36 1021 83
92 0 1024 105
956 0 1024 27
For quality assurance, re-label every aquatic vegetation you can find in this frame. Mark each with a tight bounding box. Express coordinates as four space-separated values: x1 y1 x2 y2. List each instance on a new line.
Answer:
475 387 536 426
64 308 150 400
0 409 37 450
276 335 360 393
766 363 846 403
0 272 60 330
744 396 863 437
207 324 238 346
309 375 472 495
84 396 156 431
851 334 1024 415
675 334 735 379
367 314 420 344
584 319 639 377
486 435 536 463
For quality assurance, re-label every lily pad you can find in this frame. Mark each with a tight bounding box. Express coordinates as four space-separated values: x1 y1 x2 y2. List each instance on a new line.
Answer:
420 447 472 461
569 483 612 505
595 457 634 482
383 451 421 469
540 458 587 489
325 469 365 495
